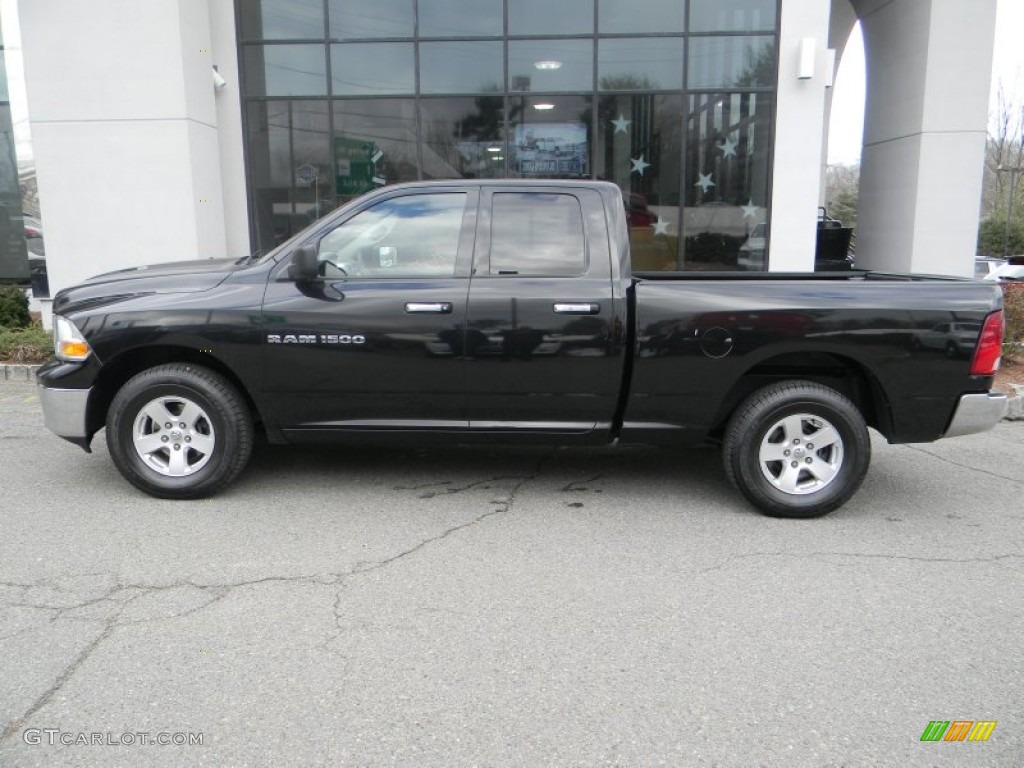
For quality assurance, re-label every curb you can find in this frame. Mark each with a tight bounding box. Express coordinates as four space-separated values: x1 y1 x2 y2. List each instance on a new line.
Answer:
2 364 40 383
3 362 1024 421
1006 385 1024 421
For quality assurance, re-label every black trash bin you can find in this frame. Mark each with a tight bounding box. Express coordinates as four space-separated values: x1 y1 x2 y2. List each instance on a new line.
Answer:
815 207 855 271
30 263 50 299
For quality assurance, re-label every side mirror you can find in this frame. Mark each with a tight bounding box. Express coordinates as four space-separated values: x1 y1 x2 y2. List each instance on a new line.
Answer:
288 244 319 280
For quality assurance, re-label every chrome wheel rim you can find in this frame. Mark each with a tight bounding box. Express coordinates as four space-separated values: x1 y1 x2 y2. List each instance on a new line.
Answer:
758 413 844 496
132 396 216 477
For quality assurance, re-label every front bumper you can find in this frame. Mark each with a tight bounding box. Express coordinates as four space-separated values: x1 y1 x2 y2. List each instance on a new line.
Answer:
944 391 1007 438
38 385 93 451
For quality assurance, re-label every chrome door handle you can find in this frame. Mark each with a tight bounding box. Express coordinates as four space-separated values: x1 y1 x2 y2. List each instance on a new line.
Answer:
553 302 600 315
405 302 453 314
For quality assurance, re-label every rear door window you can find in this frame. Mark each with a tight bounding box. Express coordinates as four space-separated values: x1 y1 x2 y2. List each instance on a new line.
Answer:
489 192 586 276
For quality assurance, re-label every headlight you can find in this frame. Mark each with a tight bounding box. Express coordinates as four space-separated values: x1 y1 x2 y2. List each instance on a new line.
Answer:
53 316 92 362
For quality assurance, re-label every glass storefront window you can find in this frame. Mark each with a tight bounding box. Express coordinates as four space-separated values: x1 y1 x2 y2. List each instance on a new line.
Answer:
419 0 503 37
246 101 332 250
595 94 682 269
689 0 776 33
598 38 684 92
332 99 419 201
688 36 775 89
420 97 507 179
331 43 415 95
238 0 325 40
508 0 593 35
683 92 772 270
243 45 327 97
420 42 504 94
508 95 591 179
328 0 414 39
237 1 781 269
508 40 593 93
598 0 684 34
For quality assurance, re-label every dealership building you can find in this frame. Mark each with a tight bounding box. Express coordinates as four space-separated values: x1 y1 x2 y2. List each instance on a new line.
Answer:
0 0 999 316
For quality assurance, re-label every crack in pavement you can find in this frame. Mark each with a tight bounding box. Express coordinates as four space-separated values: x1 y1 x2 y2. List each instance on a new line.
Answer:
322 454 554 656
0 459 554 744
561 474 605 493
697 550 1024 575
901 444 1024 487
0 590 144 744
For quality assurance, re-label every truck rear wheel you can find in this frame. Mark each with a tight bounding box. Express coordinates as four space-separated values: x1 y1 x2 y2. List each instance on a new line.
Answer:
723 381 870 518
106 364 253 499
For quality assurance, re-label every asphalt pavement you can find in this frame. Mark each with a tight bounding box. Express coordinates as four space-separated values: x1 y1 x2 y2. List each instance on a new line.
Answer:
0 380 1021 767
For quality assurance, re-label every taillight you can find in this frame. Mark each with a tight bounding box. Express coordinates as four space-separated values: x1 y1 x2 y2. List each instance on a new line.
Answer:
969 310 1003 375
25 226 41 238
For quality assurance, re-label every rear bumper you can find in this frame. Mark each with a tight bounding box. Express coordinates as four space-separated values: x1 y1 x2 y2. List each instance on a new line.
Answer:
944 391 1007 438
38 384 93 451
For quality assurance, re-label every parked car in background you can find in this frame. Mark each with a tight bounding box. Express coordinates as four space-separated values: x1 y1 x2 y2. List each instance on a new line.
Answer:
24 214 44 256
737 222 767 270
623 192 657 228
913 321 983 358
974 256 1006 279
984 257 1024 282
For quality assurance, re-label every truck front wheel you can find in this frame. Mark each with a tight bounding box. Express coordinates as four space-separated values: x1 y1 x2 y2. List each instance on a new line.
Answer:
106 364 253 499
723 381 870 518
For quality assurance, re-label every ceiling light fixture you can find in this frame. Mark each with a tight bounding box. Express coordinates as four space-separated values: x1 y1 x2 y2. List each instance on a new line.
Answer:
534 60 562 70
533 103 556 111
487 146 502 152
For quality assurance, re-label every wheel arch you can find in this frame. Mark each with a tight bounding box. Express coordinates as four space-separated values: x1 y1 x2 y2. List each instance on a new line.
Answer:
86 346 264 440
710 351 893 439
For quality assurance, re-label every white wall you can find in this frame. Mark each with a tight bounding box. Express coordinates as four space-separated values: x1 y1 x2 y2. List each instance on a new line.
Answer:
18 0 244 313
769 0 833 271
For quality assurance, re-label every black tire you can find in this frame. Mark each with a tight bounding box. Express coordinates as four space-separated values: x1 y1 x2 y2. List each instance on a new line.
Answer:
106 364 253 499
722 380 870 518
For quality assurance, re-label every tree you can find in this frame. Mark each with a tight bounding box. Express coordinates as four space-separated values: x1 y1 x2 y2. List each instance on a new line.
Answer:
978 82 1024 255
825 163 859 229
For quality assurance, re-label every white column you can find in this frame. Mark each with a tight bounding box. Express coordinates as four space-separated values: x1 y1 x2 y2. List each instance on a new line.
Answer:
768 0 832 271
855 0 996 276
18 0 235 299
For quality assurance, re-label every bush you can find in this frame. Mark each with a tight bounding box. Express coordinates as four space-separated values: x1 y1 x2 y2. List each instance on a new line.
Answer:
0 286 31 329
0 326 53 363
978 217 1024 257
1003 283 1024 360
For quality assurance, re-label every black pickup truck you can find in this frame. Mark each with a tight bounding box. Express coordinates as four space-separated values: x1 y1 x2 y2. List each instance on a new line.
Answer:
38 180 1006 517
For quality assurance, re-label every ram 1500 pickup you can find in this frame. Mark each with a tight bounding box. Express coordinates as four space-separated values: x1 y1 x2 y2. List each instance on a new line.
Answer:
37 181 1007 517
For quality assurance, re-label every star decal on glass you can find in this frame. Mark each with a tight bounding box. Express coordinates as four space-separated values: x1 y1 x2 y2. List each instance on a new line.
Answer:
718 134 739 158
694 172 715 194
741 199 759 219
630 155 650 175
651 217 670 236
611 115 632 134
